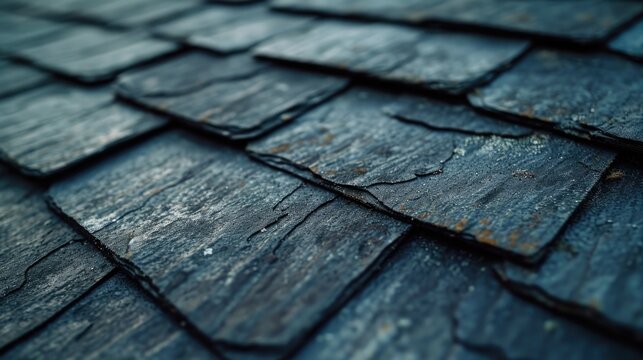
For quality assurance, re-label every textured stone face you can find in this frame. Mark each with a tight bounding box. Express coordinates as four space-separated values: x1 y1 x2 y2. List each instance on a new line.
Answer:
0 166 113 349
470 50 643 153
0 84 166 176
0 60 49 99
256 21 529 94
498 160 643 341
248 88 615 261
295 234 641 360
610 20 643 61
116 52 348 140
271 0 643 43
49 131 410 355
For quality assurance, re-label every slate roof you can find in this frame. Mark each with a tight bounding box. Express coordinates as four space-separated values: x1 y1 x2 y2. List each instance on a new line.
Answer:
0 1 642 359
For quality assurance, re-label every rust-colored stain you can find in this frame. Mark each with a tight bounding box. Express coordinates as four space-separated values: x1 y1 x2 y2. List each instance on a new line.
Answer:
520 106 535 119
454 218 469 232
269 143 291 154
519 242 537 252
605 169 624 181
477 229 497 246
508 229 521 248
418 211 430 219
353 167 368 175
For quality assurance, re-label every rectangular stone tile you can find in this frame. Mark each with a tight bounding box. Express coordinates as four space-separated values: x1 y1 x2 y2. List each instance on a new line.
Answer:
0 59 49 99
497 159 643 342
155 4 314 54
0 12 69 53
248 88 615 262
0 166 113 349
469 50 643 153
271 0 643 43
0 83 166 177
13 25 178 82
610 20 643 61
3 273 215 359
116 52 347 140
255 21 528 94
48 131 410 356
294 234 640 360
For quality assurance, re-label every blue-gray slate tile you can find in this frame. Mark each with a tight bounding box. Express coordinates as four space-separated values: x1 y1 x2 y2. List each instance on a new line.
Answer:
3 273 215 359
294 234 641 360
0 83 166 177
48 131 410 356
248 88 615 262
470 50 643 153
271 0 643 43
610 20 643 61
0 166 113 349
0 12 69 53
255 21 529 94
155 4 314 54
116 52 348 140
497 159 643 341
0 59 49 99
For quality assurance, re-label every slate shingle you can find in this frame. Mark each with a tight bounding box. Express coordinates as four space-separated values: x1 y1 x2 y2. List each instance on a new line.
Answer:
248 88 615 261
610 20 643 61
48 131 410 356
271 0 643 43
255 21 529 94
470 50 643 153
0 84 166 177
295 235 640 360
13 25 178 82
497 160 643 341
4 273 214 359
155 5 314 54
0 167 112 349
0 12 69 53
0 59 49 99
116 52 348 140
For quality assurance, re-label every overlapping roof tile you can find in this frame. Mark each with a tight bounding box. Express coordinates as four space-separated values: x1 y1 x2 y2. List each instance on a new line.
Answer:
0 59 48 99
610 20 643 61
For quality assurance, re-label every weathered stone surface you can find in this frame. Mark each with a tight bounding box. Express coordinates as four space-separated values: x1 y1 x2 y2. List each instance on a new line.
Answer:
255 21 528 94
498 159 643 341
49 131 410 355
248 88 615 261
469 50 643 153
0 166 113 349
116 52 347 140
155 5 314 54
610 20 643 61
0 59 49 99
295 234 640 360
13 25 178 82
0 12 69 53
0 84 166 177
271 0 643 43
4 273 215 359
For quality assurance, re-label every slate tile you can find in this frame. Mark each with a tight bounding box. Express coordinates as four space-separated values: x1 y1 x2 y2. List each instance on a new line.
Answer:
248 88 615 261
0 166 113 349
116 52 347 140
497 159 643 341
13 25 178 82
48 131 410 356
469 50 643 153
255 21 529 94
155 5 314 54
0 12 69 53
0 83 166 177
4 273 215 359
271 0 643 43
610 20 643 61
0 59 49 99
294 234 640 360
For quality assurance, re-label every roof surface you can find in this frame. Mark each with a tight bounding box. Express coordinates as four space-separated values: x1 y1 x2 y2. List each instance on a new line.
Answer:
0 0 642 359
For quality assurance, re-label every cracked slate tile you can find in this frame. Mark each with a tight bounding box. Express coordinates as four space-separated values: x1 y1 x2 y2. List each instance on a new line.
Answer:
154 4 314 54
497 159 643 341
469 50 643 153
116 52 348 140
294 234 640 360
48 131 410 357
3 273 215 359
255 21 529 94
0 83 166 177
2 0 201 28
12 24 178 83
0 166 113 349
0 59 49 99
610 20 643 61
271 0 643 44
248 87 615 262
